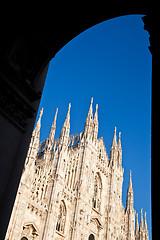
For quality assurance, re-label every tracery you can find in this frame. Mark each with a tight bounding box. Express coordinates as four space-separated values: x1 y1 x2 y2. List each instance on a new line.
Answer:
92 173 102 211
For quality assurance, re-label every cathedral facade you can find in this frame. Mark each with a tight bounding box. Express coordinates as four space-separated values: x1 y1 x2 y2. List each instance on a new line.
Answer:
5 99 149 240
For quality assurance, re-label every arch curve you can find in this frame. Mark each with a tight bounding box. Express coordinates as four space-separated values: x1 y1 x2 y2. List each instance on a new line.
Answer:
89 233 95 240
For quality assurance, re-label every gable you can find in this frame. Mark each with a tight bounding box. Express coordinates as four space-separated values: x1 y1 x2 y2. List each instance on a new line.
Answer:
90 217 103 235
91 217 103 229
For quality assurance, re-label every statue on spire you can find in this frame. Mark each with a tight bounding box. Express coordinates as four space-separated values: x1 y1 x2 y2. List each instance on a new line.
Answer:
118 132 121 148
92 104 98 141
112 127 117 147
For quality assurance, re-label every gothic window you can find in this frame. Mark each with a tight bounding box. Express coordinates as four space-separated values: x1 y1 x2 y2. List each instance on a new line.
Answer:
66 160 77 190
89 234 95 240
92 173 102 211
56 200 66 234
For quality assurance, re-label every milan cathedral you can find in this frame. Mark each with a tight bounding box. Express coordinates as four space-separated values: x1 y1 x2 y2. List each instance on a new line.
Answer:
5 98 149 240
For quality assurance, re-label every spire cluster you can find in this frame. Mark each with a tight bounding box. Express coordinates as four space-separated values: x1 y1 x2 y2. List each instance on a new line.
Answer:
34 98 124 159
83 98 99 142
125 171 149 239
135 209 149 239
33 99 124 169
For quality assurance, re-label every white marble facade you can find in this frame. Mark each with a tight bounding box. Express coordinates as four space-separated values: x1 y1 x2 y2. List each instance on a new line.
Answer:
5 99 149 240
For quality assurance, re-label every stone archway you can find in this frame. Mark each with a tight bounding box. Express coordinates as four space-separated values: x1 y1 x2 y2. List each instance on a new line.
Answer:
0 6 151 240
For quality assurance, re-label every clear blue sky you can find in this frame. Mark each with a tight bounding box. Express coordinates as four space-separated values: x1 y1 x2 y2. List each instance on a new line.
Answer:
37 15 152 238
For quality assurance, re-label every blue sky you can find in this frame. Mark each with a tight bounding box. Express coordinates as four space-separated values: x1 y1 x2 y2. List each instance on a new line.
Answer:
37 15 152 237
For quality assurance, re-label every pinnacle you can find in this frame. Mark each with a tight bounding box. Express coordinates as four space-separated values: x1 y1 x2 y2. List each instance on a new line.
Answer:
130 170 132 180
111 126 117 147
40 108 44 118
68 103 71 111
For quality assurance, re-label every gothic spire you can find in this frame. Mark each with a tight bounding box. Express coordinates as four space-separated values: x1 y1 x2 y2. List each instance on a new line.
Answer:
86 97 93 123
111 127 117 147
46 108 58 151
129 170 133 189
140 208 144 230
126 171 134 212
117 132 122 167
144 212 147 230
92 104 98 141
110 127 118 167
59 103 71 147
30 108 43 152
32 108 43 138
88 97 93 119
83 98 93 139
25 108 43 168
93 104 98 122
135 213 139 234
144 212 149 239
125 171 135 240
62 103 71 129
139 209 149 239
118 132 121 149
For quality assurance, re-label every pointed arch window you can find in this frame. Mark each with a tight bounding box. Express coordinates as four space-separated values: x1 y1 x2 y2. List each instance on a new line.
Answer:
89 234 95 240
56 200 66 234
92 173 102 211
